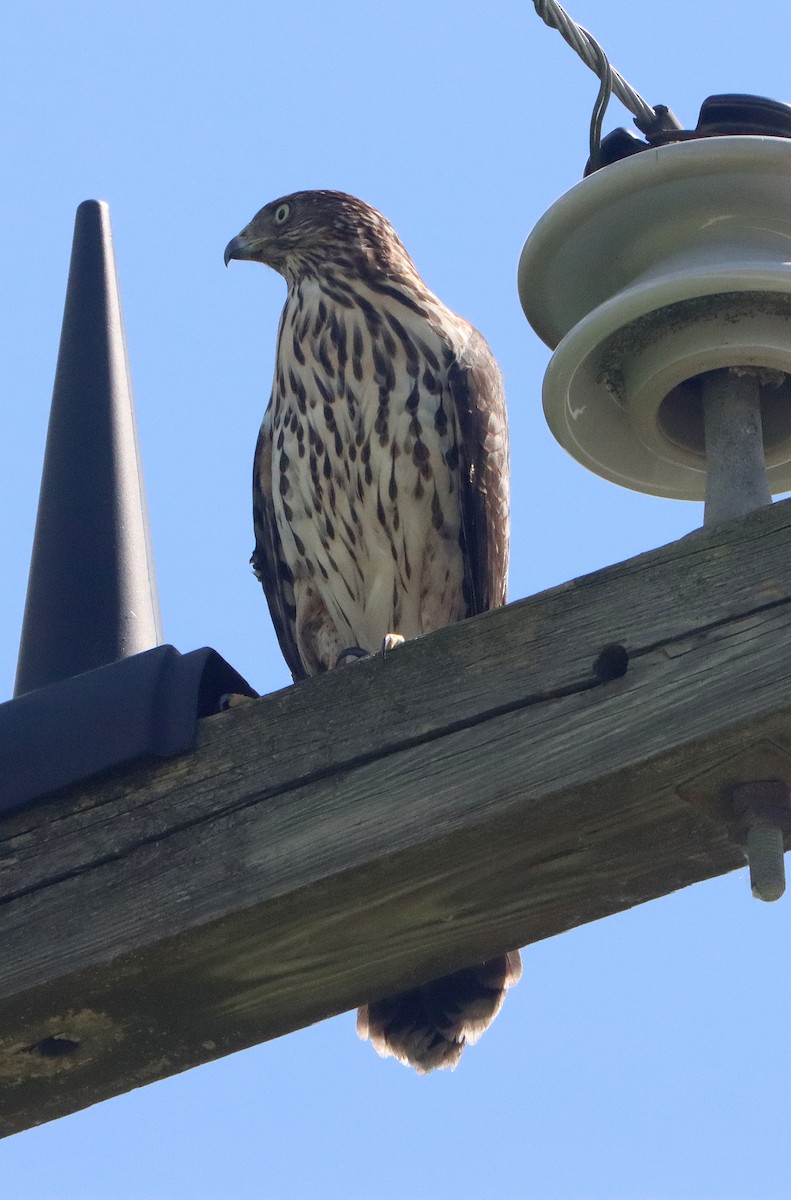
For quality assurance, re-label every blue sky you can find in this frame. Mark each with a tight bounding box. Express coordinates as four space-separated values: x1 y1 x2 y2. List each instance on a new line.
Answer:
2 1 791 1196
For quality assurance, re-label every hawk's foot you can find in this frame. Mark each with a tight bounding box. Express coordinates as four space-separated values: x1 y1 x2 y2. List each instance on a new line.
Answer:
335 646 369 668
219 693 256 712
381 633 405 658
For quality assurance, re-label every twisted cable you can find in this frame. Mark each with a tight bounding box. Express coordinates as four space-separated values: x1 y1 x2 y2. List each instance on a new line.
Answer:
532 0 658 129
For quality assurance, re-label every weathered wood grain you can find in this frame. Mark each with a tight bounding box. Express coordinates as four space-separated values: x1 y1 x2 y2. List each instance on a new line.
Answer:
3 498 791 1136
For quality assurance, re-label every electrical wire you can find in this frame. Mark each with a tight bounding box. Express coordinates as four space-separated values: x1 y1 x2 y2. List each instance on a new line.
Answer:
532 0 659 155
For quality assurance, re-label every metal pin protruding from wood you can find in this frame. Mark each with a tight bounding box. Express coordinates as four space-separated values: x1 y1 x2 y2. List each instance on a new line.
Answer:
732 781 789 903
746 824 786 902
701 373 788 899
702 367 772 528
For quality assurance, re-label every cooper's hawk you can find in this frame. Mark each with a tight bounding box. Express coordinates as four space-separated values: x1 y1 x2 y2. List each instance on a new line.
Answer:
225 190 520 1072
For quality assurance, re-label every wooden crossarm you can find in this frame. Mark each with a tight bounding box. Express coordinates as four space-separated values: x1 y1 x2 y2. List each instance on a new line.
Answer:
3 498 791 1135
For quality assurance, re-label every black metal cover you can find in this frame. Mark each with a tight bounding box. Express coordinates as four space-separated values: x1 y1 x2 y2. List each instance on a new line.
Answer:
0 645 258 815
14 200 163 696
585 93 791 175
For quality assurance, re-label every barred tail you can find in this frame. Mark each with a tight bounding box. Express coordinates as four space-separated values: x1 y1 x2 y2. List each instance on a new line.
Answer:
357 950 522 1073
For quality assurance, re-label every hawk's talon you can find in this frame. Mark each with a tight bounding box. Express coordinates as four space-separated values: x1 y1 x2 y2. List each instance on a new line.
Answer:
382 633 405 658
335 646 369 668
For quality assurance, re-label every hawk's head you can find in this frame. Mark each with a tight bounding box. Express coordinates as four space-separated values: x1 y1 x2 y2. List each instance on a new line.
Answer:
224 190 418 285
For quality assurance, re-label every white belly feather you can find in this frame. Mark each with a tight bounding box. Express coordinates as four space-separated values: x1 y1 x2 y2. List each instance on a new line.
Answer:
269 279 469 660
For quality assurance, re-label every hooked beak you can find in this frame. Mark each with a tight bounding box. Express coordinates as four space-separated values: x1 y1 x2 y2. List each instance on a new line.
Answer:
224 232 254 267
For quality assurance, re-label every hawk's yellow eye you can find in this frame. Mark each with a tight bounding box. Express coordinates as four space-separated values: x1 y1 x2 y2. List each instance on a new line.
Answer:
274 203 291 225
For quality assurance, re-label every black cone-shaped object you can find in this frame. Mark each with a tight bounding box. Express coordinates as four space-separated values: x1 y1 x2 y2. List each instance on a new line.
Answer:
14 200 163 696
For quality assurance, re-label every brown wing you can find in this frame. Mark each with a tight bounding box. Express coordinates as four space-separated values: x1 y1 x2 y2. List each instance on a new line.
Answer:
251 412 308 681
448 327 510 615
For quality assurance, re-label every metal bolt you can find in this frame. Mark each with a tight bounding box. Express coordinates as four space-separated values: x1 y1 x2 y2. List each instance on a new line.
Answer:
746 823 786 901
732 781 789 903
701 367 773 529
